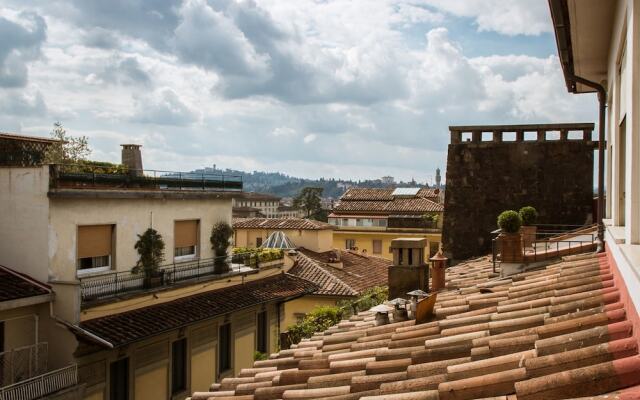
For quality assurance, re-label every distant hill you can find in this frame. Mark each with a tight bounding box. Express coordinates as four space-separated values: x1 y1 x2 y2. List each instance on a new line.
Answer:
191 167 432 198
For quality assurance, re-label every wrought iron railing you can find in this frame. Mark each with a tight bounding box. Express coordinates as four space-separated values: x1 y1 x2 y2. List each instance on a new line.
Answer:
0 364 78 400
79 252 284 303
50 164 243 192
491 224 597 272
0 343 47 388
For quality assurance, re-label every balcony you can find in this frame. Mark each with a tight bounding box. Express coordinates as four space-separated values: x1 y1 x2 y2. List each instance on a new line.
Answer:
49 164 243 192
0 342 78 400
79 252 284 305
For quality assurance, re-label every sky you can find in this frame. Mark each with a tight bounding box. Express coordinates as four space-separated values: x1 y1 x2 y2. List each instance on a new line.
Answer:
0 0 598 183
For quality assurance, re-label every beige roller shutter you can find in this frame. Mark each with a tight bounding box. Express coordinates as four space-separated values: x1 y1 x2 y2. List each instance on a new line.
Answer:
78 225 112 258
175 220 198 248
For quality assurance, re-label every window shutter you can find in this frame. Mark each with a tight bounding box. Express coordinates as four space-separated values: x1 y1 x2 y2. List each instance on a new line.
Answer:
619 47 628 123
174 220 198 248
78 225 112 259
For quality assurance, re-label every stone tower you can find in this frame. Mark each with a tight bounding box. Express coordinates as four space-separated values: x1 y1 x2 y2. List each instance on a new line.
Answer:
435 168 441 189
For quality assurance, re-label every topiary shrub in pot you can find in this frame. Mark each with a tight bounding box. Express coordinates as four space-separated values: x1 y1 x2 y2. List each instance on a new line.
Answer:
210 221 233 274
133 228 165 288
519 206 538 248
497 210 523 263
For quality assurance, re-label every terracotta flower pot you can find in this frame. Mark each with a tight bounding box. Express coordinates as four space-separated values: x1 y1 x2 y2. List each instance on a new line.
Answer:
499 232 523 263
521 225 537 248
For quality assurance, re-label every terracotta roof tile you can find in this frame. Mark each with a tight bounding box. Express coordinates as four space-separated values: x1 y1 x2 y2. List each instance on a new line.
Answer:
233 218 334 230
341 188 440 201
80 273 317 347
191 252 640 400
0 265 50 302
333 188 443 215
288 249 390 297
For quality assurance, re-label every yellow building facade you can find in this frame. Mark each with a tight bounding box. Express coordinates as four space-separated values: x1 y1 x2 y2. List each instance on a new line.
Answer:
332 229 442 260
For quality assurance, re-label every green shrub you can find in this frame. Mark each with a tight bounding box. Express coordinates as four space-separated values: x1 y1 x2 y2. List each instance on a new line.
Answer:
519 206 538 226
231 247 283 263
253 351 268 361
132 228 165 277
497 210 522 234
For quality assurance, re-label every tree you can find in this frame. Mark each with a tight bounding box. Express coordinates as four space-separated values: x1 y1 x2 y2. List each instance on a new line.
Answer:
44 121 90 164
132 228 165 277
210 221 233 272
293 187 323 219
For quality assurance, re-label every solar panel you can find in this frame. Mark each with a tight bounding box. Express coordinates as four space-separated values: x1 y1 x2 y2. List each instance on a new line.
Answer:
391 187 420 197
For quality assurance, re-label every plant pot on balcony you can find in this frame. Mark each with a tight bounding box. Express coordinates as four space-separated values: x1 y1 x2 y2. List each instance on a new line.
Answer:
520 225 537 248
498 233 523 263
143 271 164 289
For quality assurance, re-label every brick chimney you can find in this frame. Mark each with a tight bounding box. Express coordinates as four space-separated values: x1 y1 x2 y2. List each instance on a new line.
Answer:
388 238 429 299
121 144 143 175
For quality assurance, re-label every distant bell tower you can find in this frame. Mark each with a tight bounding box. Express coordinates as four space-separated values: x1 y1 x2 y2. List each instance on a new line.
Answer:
435 168 441 189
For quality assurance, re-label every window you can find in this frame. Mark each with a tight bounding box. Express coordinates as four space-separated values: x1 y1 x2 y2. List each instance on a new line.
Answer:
372 240 382 254
345 239 356 250
219 323 231 373
256 237 263 247
77 225 113 274
110 358 129 400
171 338 187 395
175 220 199 260
257 311 268 354
342 218 349 226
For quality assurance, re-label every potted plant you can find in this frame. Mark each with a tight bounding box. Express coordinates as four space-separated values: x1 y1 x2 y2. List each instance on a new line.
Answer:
497 210 523 263
519 206 538 248
133 228 165 288
210 221 233 274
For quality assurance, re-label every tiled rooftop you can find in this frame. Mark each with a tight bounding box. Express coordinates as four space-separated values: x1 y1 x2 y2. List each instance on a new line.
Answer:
80 273 317 348
289 249 390 297
233 218 334 230
0 265 51 302
189 252 640 400
341 188 440 202
333 198 444 214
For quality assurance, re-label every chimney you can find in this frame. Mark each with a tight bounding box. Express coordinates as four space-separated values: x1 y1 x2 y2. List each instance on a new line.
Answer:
429 244 447 292
388 238 429 299
121 144 143 175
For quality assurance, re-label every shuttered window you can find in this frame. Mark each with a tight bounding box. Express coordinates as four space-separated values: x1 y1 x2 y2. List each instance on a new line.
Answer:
372 240 382 254
171 338 187 395
77 225 113 272
257 311 268 354
174 220 198 258
219 323 231 373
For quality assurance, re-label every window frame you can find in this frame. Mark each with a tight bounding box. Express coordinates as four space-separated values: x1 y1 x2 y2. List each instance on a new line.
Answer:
171 338 188 395
76 224 115 277
174 219 200 262
218 323 232 373
372 240 382 254
345 239 356 250
256 311 268 354
109 357 129 400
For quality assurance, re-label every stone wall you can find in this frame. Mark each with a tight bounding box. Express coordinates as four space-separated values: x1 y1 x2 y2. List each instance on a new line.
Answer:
442 124 595 261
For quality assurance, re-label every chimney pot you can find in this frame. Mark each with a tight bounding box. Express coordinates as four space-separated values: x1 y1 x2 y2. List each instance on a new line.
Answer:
121 144 143 175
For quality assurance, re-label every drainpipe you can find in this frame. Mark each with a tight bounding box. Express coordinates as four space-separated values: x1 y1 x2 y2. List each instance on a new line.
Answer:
569 74 606 252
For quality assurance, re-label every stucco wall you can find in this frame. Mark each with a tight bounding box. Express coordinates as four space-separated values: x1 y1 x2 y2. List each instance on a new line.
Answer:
49 196 232 281
442 140 595 261
282 295 341 329
332 231 440 260
134 364 167 400
0 166 50 282
234 228 333 252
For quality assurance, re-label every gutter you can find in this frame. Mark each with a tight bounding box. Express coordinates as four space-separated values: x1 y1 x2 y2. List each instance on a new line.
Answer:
54 316 115 349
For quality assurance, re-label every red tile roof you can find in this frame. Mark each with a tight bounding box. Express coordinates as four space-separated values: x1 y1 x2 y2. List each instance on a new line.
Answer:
0 265 51 302
289 249 391 297
233 218 334 230
80 273 317 347
191 252 640 400
333 188 443 215
341 188 440 201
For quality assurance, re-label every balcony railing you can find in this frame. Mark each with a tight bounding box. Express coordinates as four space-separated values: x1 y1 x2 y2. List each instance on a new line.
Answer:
491 224 597 272
0 343 47 387
50 164 243 192
79 252 284 304
0 364 78 400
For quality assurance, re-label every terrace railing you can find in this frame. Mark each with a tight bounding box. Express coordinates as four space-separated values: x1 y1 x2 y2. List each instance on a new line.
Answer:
0 343 47 388
0 364 78 400
79 252 283 304
492 224 597 272
50 164 243 192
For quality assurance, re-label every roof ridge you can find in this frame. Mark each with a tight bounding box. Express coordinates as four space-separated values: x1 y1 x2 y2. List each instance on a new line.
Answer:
296 253 358 296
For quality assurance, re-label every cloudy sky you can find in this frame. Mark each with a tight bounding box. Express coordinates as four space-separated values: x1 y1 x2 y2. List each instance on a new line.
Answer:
1 0 597 182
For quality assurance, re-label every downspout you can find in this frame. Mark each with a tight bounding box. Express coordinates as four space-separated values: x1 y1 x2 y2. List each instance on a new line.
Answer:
569 74 607 252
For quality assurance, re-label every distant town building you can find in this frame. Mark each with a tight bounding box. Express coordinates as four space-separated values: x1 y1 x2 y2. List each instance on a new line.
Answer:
381 176 395 185
328 187 444 259
233 192 281 218
233 217 333 252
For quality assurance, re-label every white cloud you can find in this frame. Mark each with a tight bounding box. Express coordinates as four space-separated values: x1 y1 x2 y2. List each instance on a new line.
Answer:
303 133 317 143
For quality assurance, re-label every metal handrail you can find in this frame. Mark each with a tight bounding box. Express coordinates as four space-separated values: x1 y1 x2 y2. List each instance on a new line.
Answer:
50 164 243 192
0 364 78 400
79 252 284 303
